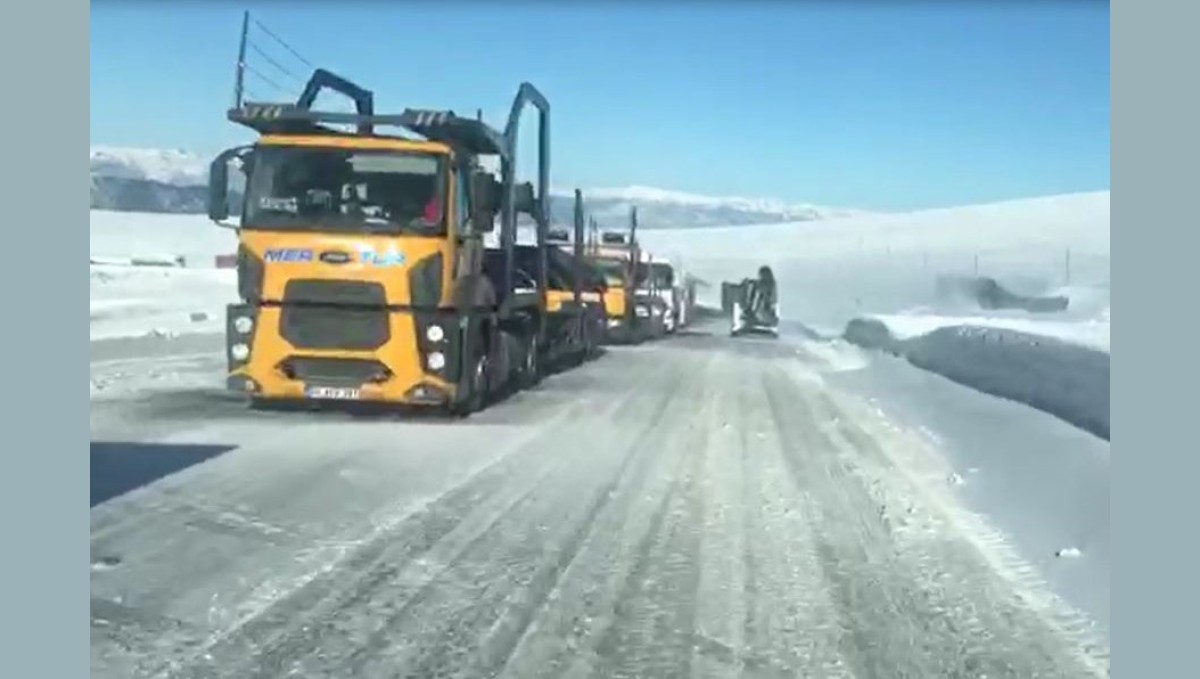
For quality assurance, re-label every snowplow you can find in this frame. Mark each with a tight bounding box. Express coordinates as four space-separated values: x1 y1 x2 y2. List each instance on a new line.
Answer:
206 67 557 415
723 266 781 338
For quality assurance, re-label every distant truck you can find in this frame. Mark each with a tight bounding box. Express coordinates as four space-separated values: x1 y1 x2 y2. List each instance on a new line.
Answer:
643 259 679 335
585 211 643 344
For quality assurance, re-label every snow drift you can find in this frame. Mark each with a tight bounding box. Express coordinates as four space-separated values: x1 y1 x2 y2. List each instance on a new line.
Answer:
843 323 1111 440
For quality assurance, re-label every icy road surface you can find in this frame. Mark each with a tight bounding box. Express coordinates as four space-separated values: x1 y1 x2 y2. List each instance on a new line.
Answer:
91 327 1107 679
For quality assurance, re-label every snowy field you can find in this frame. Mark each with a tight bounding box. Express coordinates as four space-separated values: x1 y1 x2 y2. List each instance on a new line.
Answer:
90 191 1110 346
90 193 1111 437
90 191 1111 670
640 190 1110 350
90 210 237 340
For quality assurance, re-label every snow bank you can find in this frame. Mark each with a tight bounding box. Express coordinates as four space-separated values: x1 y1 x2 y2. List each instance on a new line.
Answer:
873 310 1110 353
842 321 1110 440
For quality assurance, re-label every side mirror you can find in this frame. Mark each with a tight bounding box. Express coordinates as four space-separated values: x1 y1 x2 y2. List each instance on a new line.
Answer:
514 181 537 216
208 146 251 227
208 156 230 222
469 171 500 234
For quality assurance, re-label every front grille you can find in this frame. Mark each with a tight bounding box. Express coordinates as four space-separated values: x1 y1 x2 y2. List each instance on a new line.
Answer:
280 357 390 385
280 305 390 350
280 279 389 350
283 279 387 306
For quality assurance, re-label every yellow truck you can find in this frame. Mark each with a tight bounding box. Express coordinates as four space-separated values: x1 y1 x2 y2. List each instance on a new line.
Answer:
585 208 673 344
206 68 557 415
585 208 642 344
513 189 608 368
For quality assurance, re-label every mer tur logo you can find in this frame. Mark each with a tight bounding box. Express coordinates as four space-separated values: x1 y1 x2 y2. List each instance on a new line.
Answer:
261 247 406 267
358 248 406 267
263 248 314 263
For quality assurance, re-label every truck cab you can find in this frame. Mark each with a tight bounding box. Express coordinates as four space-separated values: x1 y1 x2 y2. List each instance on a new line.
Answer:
644 260 679 334
207 69 552 415
589 240 638 344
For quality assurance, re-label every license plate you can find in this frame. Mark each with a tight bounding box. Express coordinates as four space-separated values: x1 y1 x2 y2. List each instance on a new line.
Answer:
304 385 362 400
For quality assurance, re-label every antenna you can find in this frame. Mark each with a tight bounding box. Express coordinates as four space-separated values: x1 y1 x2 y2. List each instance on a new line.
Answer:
233 10 250 108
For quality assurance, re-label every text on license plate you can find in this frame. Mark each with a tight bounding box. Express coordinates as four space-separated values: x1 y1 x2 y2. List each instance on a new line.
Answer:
305 386 362 400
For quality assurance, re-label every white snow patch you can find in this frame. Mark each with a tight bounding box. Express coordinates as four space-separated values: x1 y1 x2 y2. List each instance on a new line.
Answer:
797 337 870 373
1056 547 1084 559
91 265 235 341
91 210 238 266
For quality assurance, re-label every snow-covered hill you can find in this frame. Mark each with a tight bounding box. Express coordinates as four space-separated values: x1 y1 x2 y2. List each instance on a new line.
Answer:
90 147 210 186
89 146 862 228
544 185 864 228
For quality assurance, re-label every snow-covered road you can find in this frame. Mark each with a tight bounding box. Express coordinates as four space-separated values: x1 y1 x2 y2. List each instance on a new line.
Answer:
90 324 1108 679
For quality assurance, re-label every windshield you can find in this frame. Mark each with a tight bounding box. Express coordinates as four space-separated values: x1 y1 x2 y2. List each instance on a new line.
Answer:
242 145 447 236
649 263 674 288
593 258 628 287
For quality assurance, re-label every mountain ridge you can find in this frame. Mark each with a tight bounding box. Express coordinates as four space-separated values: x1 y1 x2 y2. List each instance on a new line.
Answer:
89 146 867 228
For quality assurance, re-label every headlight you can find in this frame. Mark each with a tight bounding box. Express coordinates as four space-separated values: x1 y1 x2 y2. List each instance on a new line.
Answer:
233 316 253 334
635 305 649 318
426 324 445 342
230 343 250 361
427 351 446 370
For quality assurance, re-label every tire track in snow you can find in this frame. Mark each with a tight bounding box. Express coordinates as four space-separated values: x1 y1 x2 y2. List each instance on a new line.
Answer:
489 351 724 679
104 357 676 679
159 354 681 679
763 367 1105 678
365 359 696 679
732 363 854 678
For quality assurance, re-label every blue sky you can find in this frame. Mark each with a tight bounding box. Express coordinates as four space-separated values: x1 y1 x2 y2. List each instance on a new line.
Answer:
90 1 1109 211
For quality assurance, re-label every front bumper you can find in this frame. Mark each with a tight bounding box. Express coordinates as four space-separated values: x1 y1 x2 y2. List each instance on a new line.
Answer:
602 316 637 344
225 303 462 407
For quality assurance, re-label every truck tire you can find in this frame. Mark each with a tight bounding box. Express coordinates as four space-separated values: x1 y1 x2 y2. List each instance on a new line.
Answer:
518 328 541 389
451 329 491 417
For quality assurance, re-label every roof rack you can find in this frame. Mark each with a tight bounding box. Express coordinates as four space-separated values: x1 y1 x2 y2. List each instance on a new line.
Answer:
228 68 509 157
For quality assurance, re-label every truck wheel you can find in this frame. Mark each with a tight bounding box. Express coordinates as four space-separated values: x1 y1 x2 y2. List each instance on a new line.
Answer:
452 336 490 417
582 317 596 361
518 330 541 389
